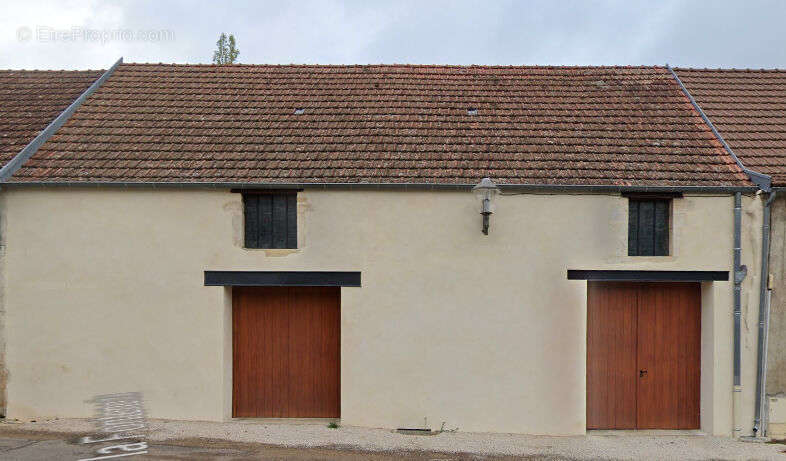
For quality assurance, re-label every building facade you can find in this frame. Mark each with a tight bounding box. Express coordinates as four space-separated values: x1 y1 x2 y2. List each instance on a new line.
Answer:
0 187 765 435
0 63 774 436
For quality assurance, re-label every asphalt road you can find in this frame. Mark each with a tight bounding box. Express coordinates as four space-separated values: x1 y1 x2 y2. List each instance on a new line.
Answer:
0 429 568 460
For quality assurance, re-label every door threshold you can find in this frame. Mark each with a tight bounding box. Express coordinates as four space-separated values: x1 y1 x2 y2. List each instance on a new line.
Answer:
588 429 705 436
230 418 339 425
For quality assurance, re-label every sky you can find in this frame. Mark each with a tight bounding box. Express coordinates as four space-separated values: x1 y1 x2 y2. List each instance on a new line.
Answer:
1 0 785 70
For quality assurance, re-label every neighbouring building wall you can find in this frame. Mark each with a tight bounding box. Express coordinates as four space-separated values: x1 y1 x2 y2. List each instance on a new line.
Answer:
767 195 786 436
767 196 786 395
0 189 763 436
0 198 6 417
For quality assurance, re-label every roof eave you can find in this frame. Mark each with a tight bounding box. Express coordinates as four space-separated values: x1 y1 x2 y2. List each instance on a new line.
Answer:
0 181 758 194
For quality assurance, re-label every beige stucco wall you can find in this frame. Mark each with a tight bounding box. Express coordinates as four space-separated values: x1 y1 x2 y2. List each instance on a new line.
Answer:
768 395 786 438
0 188 764 436
767 196 786 397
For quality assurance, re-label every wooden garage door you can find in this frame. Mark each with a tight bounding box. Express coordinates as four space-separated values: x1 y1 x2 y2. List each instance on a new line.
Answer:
587 282 700 429
233 286 340 418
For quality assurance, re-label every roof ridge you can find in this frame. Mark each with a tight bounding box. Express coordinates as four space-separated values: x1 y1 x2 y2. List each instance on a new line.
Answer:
0 69 105 73
119 62 667 70
674 67 786 72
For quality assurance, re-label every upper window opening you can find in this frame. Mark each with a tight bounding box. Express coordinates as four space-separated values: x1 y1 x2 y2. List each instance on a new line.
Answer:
628 198 670 256
294 108 305 115
243 192 297 249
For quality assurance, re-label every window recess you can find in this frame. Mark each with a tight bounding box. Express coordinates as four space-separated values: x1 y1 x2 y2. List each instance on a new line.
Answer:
242 191 297 249
627 195 673 256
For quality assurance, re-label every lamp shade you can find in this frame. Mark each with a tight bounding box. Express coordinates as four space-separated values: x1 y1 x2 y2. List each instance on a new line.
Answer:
472 177 500 203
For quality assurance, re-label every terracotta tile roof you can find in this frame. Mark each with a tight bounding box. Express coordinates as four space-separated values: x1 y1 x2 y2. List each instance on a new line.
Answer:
676 68 786 185
10 64 750 186
0 70 103 169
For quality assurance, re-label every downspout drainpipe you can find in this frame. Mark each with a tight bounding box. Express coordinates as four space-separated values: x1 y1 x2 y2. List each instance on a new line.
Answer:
754 189 776 436
733 192 746 438
668 65 774 437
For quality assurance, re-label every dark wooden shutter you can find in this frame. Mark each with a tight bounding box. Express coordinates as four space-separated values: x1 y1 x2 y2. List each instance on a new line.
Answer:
628 199 670 256
243 192 297 249
244 195 259 248
272 194 287 248
653 201 669 256
259 194 273 248
628 201 639 256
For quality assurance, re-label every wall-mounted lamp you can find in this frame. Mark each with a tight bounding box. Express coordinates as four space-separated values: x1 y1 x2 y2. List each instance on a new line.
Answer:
472 177 500 235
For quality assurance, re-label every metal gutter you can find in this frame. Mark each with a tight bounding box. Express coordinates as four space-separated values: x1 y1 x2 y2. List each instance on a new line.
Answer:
667 65 771 192
0 181 758 194
0 57 123 183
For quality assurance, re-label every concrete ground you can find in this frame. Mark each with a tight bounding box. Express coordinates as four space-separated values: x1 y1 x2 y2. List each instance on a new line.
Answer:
1 418 786 460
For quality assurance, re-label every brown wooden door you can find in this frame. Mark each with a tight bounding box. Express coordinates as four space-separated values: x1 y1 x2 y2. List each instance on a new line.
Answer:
586 282 700 430
233 286 340 418
636 283 701 429
587 282 639 429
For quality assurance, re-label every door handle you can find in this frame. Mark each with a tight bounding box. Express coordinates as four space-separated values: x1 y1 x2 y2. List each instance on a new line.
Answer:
639 369 648 378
